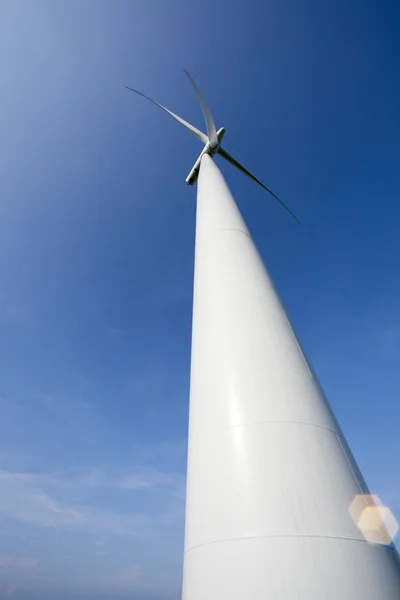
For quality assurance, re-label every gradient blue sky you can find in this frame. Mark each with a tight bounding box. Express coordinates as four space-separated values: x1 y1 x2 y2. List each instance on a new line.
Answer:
0 0 399 598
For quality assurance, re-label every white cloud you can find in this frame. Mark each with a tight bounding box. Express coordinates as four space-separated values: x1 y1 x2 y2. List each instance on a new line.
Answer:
9 464 184 494
0 466 184 537
0 470 86 528
80 465 182 491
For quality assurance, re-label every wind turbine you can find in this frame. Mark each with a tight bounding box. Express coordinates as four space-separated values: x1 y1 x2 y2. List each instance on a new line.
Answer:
126 69 299 223
126 72 400 600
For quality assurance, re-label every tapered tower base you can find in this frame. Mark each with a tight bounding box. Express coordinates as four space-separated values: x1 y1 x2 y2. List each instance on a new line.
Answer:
182 154 400 599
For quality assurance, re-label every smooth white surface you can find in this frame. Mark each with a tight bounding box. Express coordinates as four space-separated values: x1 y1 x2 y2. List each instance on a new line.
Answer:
183 69 218 148
182 154 400 599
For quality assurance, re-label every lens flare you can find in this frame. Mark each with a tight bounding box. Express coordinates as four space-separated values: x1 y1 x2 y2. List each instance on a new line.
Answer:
349 494 398 545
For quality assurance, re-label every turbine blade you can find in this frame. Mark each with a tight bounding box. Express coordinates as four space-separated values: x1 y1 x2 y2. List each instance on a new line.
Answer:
125 86 208 144
218 147 300 223
183 70 218 149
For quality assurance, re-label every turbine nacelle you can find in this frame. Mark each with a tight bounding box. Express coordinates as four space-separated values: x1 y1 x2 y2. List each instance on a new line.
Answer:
186 127 225 186
126 72 299 223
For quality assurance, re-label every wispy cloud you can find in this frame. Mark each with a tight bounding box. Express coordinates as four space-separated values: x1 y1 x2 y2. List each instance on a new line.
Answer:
0 557 38 569
0 470 87 528
77 465 183 492
35 393 94 429
10 463 184 494
0 555 42 600
0 463 184 537
103 564 142 592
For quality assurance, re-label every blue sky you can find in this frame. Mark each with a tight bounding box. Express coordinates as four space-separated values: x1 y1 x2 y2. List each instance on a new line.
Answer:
0 0 399 597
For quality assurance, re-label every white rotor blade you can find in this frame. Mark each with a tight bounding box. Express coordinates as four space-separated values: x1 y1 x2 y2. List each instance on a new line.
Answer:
183 70 218 149
218 147 299 223
125 86 208 145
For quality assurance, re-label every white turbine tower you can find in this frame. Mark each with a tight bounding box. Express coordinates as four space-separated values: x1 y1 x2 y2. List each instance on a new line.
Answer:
126 72 400 599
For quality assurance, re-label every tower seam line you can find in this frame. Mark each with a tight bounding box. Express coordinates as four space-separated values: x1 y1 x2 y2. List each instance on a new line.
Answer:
224 420 344 438
184 533 397 555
